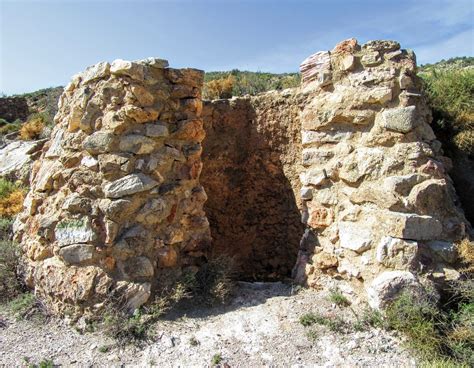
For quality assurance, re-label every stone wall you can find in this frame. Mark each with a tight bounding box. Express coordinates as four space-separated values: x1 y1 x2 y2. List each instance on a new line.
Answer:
293 39 469 307
201 91 306 279
0 96 29 122
14 58 211 315
12 39 471 316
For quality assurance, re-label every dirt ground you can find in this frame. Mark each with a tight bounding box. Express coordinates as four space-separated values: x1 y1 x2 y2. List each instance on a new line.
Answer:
0 282 416 367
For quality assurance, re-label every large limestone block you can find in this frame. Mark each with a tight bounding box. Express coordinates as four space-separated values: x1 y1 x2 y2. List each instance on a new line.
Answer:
338 221 373 253
381 106 418 133
114 281 151 313
119 134 157 154
300 51 331 86
427 240 457 264
0 140 44 182
381 211 443 240
83 131 117 154
110 59 145 81
55 217 97 247
59 244 96 265
376 236 418 269
80 61 110 84
103 173 159 198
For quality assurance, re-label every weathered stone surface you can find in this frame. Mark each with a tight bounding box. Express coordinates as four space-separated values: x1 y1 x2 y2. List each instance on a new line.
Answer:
0 140 44 182
119 256 154 279
117 282 151 313
119 134 157 154
338 222 373 253
376 236 418 269
55 217 97 247
59 244 95 265
62 194 92 214
427 240 457 264
110 59 144 80
80 61 110 84
145 123 169 137
381 106 418 133
366 271 423 310
103 173 159 198
300 51 331 86
295 39 468 298
312 251 338 270
308 204 333 228
83 132 116 154
382 212 443 240
300 187 313 200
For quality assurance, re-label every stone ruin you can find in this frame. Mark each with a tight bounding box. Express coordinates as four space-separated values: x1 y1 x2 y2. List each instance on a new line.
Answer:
13 39 470 316
14 59 211 315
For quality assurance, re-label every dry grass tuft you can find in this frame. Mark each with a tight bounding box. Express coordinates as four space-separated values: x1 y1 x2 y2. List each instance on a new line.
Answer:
19 117 45 140
203 75 235 100
457 239 474 273
0 189 25 218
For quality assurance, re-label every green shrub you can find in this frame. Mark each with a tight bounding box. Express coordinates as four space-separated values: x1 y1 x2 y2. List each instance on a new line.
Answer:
299 311 349 333
191 256 234 305
0 120 22 137
328 288 351 307
211 353 222 366
385 279 473 366
385 291 443 358
421 68 474 156
0 178 18 199
0 240 23 302
101 257 234 345
0 217 14 239
102 308 151 345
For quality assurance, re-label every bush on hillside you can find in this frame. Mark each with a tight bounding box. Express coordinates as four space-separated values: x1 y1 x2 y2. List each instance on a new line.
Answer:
19 116 45 140
203 75 235 99
203 70 300 99
421 68 474 156
0 178 26 218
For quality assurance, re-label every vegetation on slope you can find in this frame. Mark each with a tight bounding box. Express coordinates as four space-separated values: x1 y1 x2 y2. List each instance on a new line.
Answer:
419 56 474 73
203 70 300 99
420 62 474 224
421 67 474 156
0 87 62 142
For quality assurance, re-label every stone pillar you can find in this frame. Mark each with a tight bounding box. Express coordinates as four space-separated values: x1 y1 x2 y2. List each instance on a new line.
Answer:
294 39 468 305
14 58 211 315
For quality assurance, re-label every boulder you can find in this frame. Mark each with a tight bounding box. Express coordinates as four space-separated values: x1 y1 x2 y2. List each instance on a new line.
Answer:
118 256 154 279
0 140 44 182
366 271 424 310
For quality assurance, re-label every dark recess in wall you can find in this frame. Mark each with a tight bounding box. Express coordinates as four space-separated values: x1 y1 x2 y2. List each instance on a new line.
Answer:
201 96 305 280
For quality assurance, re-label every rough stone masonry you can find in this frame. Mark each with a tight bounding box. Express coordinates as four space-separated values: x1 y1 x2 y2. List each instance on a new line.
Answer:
13 39 471 316
293 39 469 309
14 58 211 316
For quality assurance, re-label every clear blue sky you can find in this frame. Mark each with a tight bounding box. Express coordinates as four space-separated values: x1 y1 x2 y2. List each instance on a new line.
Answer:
1 0 473 95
